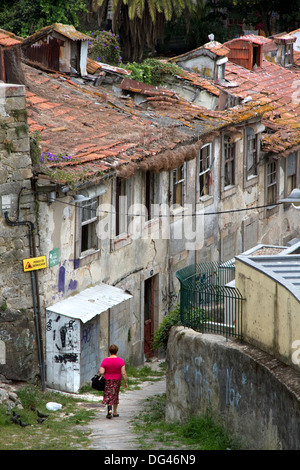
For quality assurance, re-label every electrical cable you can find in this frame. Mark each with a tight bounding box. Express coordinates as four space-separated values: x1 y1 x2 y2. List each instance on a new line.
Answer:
50 195 282 217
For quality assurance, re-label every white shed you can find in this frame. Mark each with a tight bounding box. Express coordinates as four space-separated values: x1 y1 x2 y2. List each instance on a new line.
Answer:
46 284 132 393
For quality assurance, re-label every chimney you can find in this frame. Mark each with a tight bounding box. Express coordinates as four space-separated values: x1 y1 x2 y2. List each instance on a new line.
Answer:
273 34 296 67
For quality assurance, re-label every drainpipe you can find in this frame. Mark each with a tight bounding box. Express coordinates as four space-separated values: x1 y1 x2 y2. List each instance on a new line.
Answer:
4 211 46 391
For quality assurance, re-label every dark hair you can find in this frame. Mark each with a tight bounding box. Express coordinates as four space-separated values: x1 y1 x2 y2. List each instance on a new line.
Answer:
109 344 119 355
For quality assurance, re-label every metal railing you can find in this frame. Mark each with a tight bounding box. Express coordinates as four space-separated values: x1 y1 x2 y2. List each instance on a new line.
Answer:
176 261 243 340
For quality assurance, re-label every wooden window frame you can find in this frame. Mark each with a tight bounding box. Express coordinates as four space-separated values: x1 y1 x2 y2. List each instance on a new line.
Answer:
75 196 100 267
198 144 212 199
245 128 258 181
224 136 236 188
266 158 279 215
173 163 185 206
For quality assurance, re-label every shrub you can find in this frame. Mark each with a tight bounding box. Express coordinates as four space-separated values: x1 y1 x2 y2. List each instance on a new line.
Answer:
152 305 181 351
124 58 184 86
88 30 122 66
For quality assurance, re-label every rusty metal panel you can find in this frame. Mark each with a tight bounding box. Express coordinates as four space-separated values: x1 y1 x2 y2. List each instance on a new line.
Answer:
23 37 60 70
0 48 5 81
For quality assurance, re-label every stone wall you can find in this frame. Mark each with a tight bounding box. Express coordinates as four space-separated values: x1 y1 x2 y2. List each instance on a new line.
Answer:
166 326 300 450
0 83 39 381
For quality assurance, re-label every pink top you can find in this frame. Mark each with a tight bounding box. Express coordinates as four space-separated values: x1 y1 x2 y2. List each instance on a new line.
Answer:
101 356 125 380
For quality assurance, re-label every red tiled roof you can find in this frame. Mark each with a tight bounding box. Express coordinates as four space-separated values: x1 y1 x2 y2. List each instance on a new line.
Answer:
0 30 22 47
222 58 300 153
25 63 271 187
169 41 229 64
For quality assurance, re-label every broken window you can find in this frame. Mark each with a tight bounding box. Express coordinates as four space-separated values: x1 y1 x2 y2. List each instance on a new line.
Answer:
246 128 258 180
198 144 212 197
224 136 235 187
173 164 185 206
266 159 278 206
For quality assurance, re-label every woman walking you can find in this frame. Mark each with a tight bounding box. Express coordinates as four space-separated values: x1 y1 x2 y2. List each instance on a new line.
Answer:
99 344 128 419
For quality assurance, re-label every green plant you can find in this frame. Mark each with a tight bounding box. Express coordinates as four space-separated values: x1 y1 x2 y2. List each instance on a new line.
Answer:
132 395 240 450
3 138 14 154
15 124 28 138
0 385 93 450
152 305 181 351
125 59 184 86
88 30 122 66
185 305 207 330
30 130 42 164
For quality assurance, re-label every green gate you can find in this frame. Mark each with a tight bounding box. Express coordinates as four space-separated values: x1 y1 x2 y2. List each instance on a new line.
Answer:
176 261 243 340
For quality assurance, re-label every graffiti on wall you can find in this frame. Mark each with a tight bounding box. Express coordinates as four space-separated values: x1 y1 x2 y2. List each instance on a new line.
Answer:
46 315 79 364
184 356 245 410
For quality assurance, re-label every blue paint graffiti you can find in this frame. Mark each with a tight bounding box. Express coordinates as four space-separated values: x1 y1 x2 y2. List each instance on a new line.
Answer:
68 279 78 291
58 266 65 293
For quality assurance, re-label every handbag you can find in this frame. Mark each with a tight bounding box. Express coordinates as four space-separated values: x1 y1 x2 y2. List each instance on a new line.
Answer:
91 374 105 391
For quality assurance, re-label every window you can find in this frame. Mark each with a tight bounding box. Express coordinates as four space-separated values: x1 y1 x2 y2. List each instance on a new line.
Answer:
145 172 160 220
76 197 99 258
246 128 258 180
198 144 212 197
115 177 132 236
286 151 297 196
266 159 278 206
252 44 262 68
224 136 235 187
173 164 185 206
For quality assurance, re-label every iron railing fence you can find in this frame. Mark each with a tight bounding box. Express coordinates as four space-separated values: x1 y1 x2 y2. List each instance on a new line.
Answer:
176 261 243 340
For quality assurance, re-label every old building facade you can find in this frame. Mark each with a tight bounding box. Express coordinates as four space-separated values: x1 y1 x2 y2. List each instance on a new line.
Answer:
1 28 300 391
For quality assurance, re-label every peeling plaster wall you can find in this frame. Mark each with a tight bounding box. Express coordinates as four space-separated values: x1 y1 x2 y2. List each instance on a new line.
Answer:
38 170 171 366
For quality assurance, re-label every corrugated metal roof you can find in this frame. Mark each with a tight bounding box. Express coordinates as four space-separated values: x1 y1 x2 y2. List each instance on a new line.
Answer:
46 284 132 323
237 255 300 301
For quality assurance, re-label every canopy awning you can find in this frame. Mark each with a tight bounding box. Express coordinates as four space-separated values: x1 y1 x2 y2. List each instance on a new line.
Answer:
46 284 132 323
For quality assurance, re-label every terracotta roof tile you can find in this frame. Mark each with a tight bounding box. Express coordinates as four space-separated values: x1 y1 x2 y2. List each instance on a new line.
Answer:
221 57 300 153
23 61 271 186
0 30 22 47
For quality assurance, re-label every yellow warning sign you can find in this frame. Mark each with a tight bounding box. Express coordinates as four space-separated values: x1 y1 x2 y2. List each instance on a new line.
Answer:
23 256 47 272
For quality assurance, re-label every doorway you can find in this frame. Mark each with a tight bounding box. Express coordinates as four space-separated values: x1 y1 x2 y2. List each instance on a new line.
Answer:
144 274 158 358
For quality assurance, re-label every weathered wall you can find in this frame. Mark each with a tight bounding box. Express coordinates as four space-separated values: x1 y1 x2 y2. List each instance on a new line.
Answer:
166 326 300 450
0 83 39 381
235 256 300 373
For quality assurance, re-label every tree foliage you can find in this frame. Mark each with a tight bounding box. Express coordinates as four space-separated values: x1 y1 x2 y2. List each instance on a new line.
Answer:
90 0 201 62
210 0 300 37
0 0 87 37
